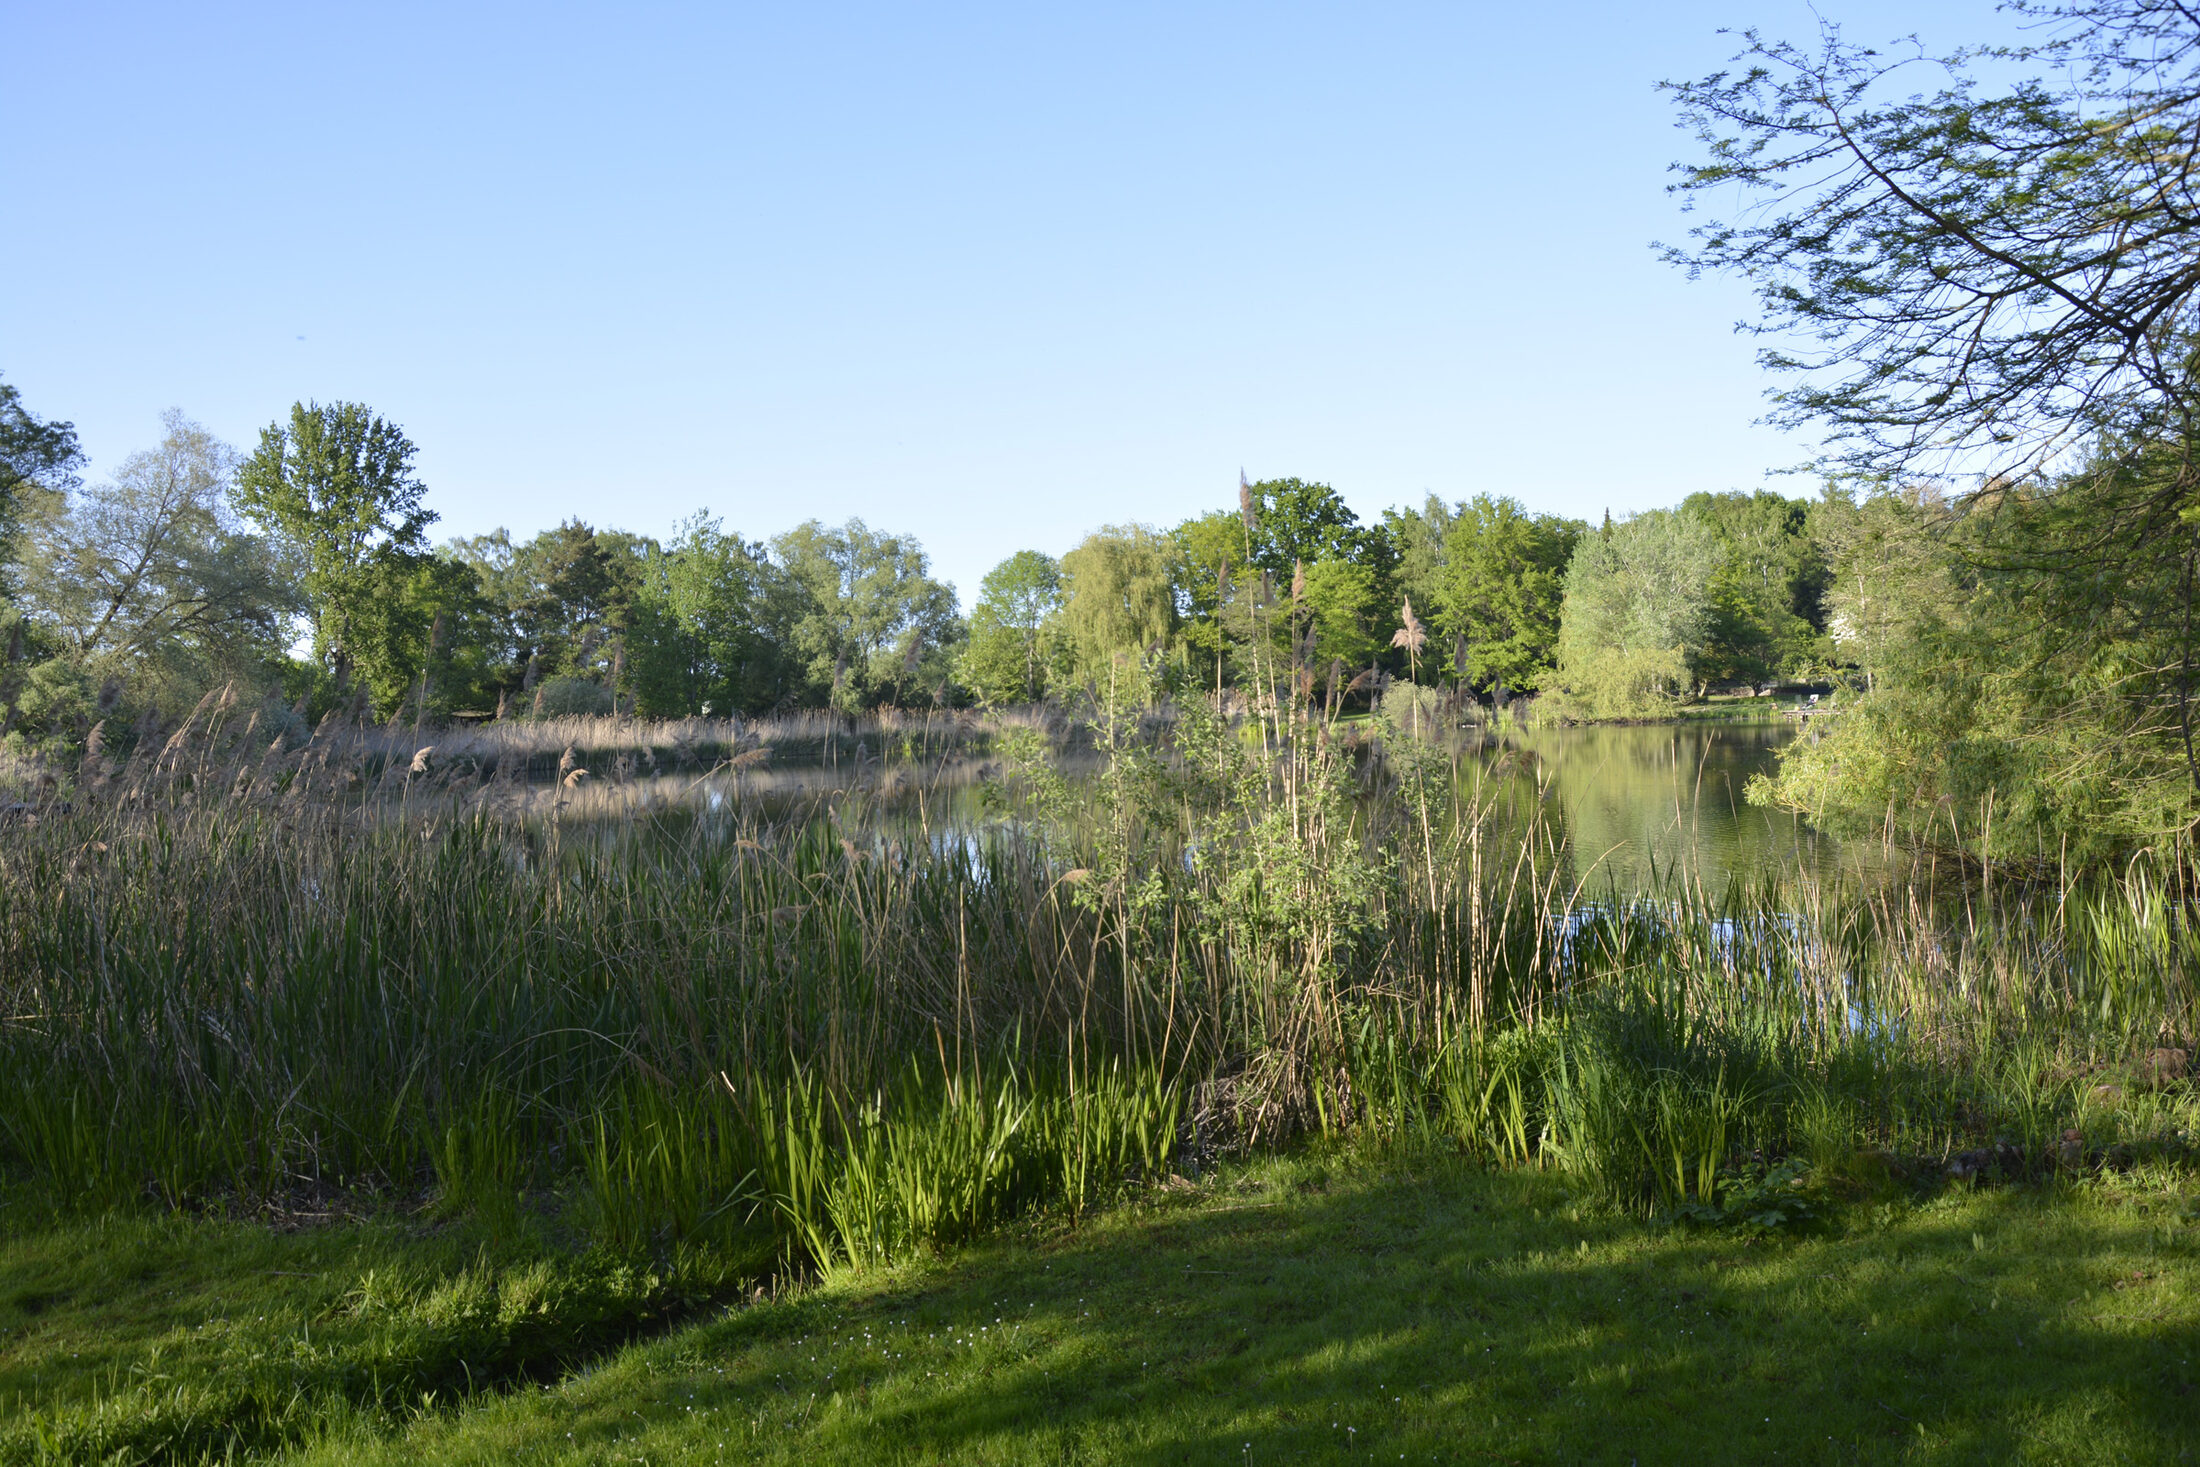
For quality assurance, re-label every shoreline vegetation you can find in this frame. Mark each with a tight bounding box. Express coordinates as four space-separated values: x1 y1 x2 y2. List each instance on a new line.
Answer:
0 683 2193 1459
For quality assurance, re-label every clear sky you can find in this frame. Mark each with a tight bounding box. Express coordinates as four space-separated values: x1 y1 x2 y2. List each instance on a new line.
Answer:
4 1 2029 603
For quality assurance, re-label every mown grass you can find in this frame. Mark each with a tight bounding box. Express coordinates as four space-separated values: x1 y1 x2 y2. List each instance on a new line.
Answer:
0 1204 724 1464
7 1150 2194 1466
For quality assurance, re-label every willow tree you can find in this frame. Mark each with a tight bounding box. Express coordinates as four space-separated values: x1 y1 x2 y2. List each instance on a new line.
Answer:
1553 510 1720 719
1059 525 1174 688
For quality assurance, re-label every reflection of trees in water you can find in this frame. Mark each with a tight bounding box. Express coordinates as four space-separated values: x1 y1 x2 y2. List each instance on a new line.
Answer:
1458 722 1843 897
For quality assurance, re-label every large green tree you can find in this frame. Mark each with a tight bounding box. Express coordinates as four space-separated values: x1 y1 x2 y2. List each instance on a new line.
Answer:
1166 510 1245 688
233 401 436 697
1380 495 1456 645
17 411 299 708
1761 464 2200 865
1435 495 1583 692
957 550 1063 705
773 518 962 709
625 513 798 717
1680 491 1829 687
1668 0 2200 853
1240 476 1384 581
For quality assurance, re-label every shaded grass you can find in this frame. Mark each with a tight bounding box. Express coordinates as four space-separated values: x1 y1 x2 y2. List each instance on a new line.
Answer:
305 1156 2199 1466
11 1153 2193 1465
0 1209 725 1464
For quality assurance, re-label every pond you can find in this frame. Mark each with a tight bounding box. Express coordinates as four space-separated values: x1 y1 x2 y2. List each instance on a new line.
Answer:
1481 717 1856 897
644 713 1854 902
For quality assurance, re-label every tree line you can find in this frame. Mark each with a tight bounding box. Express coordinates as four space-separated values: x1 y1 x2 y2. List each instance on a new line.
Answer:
0 388 1853 747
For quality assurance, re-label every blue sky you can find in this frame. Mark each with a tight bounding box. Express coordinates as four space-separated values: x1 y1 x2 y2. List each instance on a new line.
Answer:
3 1 2029 602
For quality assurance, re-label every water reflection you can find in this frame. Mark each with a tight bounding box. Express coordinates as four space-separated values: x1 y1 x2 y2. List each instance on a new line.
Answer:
561 716 1857 903
1480 719 1842 896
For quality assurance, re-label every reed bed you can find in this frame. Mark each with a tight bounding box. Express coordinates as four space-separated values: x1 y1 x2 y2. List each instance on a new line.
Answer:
1 679 2195 1278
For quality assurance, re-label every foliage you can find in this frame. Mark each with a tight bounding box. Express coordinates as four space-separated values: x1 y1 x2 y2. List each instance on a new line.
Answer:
531 673 615 718
1435 494 1582 692
1756 465 2200 864
622 513 797 718
1298 555 1386 675
956 550 1063 705
233 401 436 697
13 411 299 716
772 518 963 710
1668 2 2200 861
1378 494 1455 642
0 375 83 616
1553 510 1721 717
1681 490 1829 685
1057 526 1174 688
1238 476 1380 578
1664 1 2200 475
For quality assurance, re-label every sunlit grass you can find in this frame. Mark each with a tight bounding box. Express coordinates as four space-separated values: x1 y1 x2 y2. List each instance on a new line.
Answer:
33 1152 2151 1465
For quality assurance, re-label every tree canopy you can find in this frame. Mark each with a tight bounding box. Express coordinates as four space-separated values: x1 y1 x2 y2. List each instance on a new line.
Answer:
958 550 1063 705
233 401 436 689
1671 0 2200 858
0 374 84 607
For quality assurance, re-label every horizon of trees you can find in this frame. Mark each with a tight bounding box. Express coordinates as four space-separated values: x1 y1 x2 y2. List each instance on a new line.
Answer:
0 382 1857 749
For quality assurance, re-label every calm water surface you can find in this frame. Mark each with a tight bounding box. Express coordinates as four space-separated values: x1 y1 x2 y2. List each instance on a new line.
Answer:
658 715 1851 900
1479 719 1855 896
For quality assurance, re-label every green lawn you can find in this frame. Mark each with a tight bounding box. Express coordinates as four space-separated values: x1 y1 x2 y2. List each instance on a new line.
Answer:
6 1154 2198 1465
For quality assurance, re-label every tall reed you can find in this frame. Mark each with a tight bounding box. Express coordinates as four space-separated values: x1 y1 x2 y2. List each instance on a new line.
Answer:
1 680 2193 1260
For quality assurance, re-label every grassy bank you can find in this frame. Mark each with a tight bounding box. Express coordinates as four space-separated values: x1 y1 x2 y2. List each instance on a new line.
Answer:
5 1150 2196 1465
